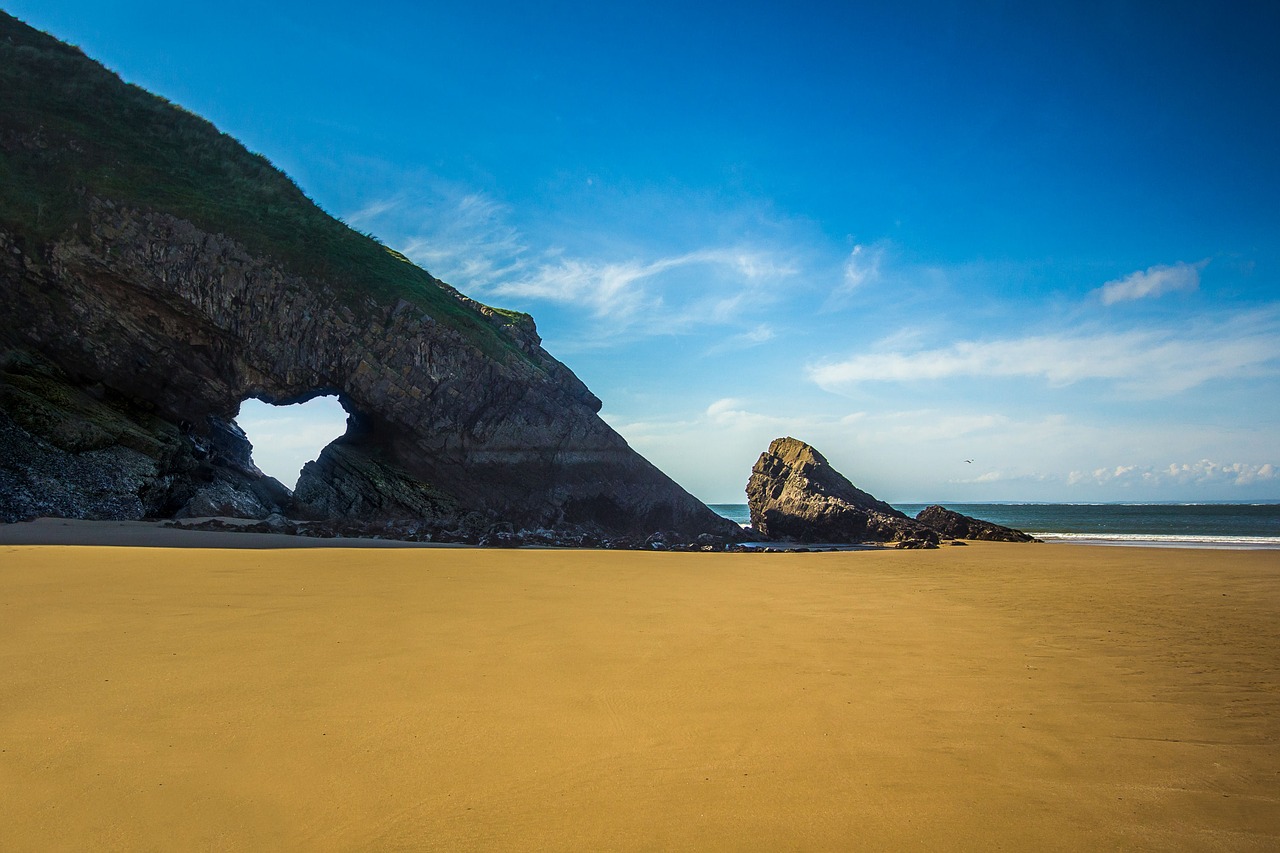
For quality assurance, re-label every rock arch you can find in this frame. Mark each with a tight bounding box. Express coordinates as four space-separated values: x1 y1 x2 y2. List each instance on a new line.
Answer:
0 204 731 536
0 13 735 538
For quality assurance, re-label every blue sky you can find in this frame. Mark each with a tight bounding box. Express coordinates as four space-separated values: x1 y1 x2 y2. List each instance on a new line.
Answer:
9 1 1279 502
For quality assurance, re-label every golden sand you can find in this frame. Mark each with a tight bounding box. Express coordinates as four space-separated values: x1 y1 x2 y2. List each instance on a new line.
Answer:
1 542 1277 850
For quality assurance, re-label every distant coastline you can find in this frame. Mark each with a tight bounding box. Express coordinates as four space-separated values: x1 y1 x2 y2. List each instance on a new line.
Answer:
710 502 1280 550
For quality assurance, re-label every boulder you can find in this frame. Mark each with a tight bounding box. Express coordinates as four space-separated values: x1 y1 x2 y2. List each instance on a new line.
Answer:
914 505 1038 543
746 437 939 545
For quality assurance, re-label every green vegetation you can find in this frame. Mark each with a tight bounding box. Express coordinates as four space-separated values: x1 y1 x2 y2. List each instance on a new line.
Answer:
0 12 529 362
0 349 182 458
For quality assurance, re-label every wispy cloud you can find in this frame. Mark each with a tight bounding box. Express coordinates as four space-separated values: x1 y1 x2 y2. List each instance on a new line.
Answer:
808 309 1280 396
1096 260 1207 305
820 242 889 312
842 243 884 291
346 188 801 342
348 186 531 288
705 324 776 355
490 255 657 319
492 248 793 322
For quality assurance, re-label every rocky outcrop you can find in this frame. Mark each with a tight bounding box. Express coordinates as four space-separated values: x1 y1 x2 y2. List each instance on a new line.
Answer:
746 437 939 546
0 14 737 538
914 505 1037 543
743 436 1039 548
163 515 741 551
0 351 293 523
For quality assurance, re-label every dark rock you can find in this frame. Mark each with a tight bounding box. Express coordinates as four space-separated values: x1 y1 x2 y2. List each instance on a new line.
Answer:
0 15 739 542
0 407 161 522
746 437 940 545
477 521 519 547
516 527 558 547
644 530 679 551
175 482 267 519
915 505 1037 543
262 513 294 533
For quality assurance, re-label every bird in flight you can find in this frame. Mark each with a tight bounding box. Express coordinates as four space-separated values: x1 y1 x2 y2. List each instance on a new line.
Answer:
965 459 974 463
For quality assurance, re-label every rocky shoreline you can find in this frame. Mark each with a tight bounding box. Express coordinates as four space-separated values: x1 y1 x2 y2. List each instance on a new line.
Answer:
161 514 747 551
2 433 1039 552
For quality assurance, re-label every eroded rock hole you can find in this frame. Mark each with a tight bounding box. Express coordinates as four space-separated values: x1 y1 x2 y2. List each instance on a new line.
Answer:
235 395 349 490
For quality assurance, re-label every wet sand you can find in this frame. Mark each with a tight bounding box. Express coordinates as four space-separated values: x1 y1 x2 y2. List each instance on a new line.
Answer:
2 541 1277 850
0 517 448 549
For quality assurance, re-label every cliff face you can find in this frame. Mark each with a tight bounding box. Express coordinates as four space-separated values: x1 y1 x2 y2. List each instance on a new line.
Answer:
0 14 735 537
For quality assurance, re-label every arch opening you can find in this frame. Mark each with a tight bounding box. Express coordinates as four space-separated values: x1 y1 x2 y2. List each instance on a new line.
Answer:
234 395 349 490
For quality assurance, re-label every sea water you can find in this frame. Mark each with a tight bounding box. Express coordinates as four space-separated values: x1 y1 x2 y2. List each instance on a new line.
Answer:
708 502 1280 549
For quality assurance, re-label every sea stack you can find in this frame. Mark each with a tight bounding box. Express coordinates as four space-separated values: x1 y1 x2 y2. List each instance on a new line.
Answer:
746 437 939 546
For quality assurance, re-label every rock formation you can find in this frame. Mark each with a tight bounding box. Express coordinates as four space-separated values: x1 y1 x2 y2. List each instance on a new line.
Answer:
914 505 1037 543
0 13 737 539
746 437 939 545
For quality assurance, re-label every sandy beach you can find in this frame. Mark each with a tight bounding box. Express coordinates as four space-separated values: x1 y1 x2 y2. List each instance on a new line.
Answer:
2 537 1277 851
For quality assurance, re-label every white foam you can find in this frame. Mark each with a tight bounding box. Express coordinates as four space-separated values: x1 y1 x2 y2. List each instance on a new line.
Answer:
1034 532 1280 550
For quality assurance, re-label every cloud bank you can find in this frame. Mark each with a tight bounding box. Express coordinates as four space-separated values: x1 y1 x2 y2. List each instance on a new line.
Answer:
1068 460 1277 487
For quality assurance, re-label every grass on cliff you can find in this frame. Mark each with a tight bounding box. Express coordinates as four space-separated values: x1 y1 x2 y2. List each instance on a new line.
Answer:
0 12 534 362
0 349 183 458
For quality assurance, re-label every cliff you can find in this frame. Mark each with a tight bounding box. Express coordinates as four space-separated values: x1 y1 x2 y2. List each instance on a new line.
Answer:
0 13 736 538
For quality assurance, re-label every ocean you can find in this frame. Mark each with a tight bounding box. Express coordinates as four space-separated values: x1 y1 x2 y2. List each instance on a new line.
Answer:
707 502 1280 549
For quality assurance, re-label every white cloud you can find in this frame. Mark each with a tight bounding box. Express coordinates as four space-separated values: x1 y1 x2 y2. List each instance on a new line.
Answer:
703 397 793 430
808 310 1280 396
1096 260 1207 305
1067 459 1278 488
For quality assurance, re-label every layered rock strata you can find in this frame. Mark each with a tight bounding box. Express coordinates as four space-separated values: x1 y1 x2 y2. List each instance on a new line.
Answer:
746 437 940 545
